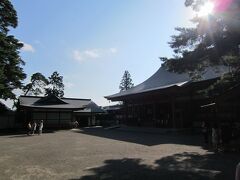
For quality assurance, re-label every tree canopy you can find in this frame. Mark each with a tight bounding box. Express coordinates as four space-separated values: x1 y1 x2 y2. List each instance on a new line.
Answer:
161 0 240 95
162 0 240 78
119 70 134 91
0 0 26 100
45 71 64 97
23 73 49 96
22 71 65 97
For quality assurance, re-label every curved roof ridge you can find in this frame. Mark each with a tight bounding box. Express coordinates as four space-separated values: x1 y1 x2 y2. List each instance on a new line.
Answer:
105 65 227 99
106 67 189 99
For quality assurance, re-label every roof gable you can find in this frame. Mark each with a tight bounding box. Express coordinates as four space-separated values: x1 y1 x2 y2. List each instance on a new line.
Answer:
74 101 105 113
34 94 68 105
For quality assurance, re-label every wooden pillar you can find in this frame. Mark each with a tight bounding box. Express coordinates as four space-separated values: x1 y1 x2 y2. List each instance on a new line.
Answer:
91 112 93 126
71 111 73 121
153 103 156 127
30 110 33 122
124 101 128 125
188 86 194 128
130 103 133 124
143 104 146 125
24 110 27 123
58 111 61 128
45 111 48 125
171 96 176 128
215 99 218 126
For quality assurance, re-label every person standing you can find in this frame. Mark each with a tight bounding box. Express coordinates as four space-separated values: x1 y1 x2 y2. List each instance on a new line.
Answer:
27 121 32 136
212 123 219 151
38 120 43 135
202 120 209 145
31 121 37 135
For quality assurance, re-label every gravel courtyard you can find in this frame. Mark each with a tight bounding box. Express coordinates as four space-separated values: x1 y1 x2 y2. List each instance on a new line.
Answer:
0 127 239 180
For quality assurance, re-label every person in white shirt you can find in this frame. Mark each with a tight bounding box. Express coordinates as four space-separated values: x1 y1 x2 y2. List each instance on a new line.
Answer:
27 121 31 136
31 121 37 135
38 120 43 135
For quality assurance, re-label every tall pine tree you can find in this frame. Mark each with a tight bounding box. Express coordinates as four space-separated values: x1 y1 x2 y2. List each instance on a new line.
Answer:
45 71 64 97
119 70 134 91
0 0 26 100
23 73 49 96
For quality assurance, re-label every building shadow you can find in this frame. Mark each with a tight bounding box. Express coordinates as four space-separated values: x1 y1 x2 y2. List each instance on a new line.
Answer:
70 152 240 180
74 127 203 146
0 128 60 137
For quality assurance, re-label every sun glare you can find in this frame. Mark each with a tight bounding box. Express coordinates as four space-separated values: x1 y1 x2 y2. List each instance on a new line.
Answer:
198 1 214 16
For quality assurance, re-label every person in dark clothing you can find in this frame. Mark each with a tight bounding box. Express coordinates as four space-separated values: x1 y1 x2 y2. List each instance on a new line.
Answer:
202 120 209 145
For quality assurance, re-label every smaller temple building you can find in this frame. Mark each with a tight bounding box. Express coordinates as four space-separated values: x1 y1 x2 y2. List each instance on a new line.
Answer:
19 95 105 128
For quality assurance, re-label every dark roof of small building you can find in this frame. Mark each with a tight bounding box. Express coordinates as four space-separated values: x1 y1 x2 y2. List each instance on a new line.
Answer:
74 101 105 113
19 95 93 110
105 66 227 100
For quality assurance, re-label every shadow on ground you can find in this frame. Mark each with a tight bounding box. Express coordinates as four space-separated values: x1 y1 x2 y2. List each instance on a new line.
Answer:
71 152 239 180
74 127 203 146
0 129 60 137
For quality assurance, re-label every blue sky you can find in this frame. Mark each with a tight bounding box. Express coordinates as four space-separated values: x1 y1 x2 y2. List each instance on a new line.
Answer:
9 0 195 107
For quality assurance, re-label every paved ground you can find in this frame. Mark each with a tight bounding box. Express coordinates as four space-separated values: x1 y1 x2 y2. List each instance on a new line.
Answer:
0 127 239 180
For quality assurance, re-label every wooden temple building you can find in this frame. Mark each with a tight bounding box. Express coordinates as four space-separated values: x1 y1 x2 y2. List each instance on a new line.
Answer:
105 66 231 128
19 95 105 128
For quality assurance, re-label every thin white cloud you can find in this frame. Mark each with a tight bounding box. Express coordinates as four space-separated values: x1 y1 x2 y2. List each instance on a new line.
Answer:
73 50 83 61
34 40 41 44
73 48 118 62
21 42 35 52
84 49 100 58
65 82 75 89
109 48 117 54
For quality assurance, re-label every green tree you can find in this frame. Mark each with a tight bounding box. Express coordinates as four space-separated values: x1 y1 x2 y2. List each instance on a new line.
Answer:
0 0 26 100
161 0 240 93
119 70 134 91
23 73 49 96
45 71 64 97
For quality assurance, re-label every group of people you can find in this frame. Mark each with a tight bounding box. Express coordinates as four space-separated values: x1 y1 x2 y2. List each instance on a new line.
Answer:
202 120 234 151
72 120 79 128
27 120 44 136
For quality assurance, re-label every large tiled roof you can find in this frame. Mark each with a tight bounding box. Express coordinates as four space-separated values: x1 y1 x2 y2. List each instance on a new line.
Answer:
19 95 92 110
105 66 227 100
